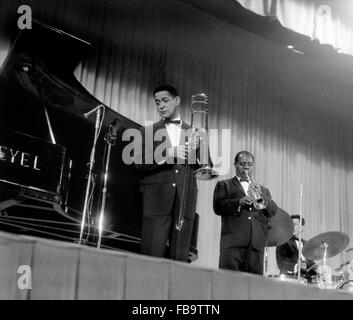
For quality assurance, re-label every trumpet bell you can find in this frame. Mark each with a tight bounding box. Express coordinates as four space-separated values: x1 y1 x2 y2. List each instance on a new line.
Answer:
253 199 267 210
195 166 219 180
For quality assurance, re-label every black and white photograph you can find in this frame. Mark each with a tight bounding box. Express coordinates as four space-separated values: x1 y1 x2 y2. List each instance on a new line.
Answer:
1 0 353 305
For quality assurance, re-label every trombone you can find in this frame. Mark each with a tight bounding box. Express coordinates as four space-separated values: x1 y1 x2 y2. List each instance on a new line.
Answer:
175 92 218 231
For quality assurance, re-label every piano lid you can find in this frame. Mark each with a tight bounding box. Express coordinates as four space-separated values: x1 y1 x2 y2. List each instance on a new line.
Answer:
1 19 90 78
0 19 139 131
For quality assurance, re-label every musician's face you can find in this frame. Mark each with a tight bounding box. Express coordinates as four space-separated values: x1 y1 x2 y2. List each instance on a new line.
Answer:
293 218 303 237
234 153 254 179
154 90 180 120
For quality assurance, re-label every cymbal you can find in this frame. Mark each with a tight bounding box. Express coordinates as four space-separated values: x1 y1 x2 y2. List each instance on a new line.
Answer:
302 231 349 261
334 261 350 272
266 208 294 247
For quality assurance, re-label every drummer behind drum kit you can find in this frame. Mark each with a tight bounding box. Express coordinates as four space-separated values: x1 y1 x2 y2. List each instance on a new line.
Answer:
266 208 353 291
302 231 352 290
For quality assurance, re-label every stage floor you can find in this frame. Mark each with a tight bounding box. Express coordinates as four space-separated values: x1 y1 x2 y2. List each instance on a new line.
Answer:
0 230 352 300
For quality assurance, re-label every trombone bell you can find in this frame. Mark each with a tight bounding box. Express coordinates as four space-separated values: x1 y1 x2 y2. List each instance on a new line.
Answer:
195 166 219 180
190 93 218 180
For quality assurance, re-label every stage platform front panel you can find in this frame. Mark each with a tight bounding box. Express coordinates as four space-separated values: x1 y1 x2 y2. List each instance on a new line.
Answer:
0 231 352 300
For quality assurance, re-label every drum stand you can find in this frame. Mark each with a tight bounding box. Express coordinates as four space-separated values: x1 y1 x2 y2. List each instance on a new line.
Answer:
297 182 304 282
97 122 117 249
318 241 333 288
323 241 328 265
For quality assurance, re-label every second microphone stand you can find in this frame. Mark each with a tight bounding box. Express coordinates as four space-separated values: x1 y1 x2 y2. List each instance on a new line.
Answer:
78 106 103 245
97 122 117 249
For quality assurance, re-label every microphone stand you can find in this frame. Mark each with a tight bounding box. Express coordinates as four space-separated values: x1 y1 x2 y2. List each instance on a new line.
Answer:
78 106 103 245
97 122 117 249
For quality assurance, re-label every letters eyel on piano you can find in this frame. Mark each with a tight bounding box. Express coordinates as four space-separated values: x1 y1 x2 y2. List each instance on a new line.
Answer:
0 144 42 171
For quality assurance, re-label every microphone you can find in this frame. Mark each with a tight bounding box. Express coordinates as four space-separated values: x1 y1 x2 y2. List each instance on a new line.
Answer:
105 118 119 145
84 104 104 118
109 118 119 138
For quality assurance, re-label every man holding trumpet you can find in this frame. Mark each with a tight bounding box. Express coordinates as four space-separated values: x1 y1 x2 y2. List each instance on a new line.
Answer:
213 151 278 275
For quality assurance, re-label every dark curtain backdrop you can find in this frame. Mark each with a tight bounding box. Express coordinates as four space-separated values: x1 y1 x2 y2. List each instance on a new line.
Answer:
1 0 353 273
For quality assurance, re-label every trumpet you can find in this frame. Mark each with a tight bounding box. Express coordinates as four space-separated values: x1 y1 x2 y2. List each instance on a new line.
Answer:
244 169 267 210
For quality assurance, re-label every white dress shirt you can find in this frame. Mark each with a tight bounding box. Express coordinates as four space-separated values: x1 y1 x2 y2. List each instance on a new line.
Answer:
164 116 182 147
236 175 249 196
156 116 182 166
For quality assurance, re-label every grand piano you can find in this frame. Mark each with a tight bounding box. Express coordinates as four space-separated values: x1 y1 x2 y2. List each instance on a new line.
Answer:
0 20 198 260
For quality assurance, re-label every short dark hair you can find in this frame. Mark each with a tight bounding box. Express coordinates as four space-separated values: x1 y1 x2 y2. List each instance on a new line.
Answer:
291 214 305 226
153 84 179 97
234 151 254 164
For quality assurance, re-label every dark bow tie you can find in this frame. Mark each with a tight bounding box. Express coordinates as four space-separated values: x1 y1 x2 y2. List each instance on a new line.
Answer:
163 119 181 125
239 178 248 182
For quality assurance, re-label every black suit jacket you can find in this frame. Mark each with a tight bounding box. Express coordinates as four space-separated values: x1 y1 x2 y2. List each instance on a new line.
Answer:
276 236 316 275
213 177 278 252
135 119 200 219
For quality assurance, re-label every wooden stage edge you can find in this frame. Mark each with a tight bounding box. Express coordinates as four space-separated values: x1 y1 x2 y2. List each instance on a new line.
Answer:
0 230 352 300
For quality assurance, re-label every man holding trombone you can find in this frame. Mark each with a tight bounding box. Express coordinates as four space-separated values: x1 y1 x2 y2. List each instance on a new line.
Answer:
213 151 278 275
135 84 201 262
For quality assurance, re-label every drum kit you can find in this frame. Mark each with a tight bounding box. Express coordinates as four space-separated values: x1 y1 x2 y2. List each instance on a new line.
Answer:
265 208 353 291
